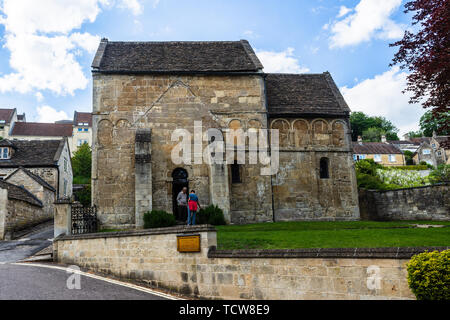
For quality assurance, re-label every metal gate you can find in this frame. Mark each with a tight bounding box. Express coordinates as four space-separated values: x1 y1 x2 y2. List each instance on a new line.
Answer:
71 205 98 235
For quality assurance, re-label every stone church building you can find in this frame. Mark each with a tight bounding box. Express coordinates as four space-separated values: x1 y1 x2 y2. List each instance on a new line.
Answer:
91 39 359 228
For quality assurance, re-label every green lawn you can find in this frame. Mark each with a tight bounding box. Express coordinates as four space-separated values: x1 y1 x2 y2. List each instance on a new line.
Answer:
216 221 450 250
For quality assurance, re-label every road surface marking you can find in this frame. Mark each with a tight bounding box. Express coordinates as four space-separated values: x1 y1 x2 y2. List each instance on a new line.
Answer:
13 262 181 300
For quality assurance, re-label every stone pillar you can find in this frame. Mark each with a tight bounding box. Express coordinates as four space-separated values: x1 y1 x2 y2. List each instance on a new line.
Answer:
209 163 231 223
54 199 72 237
135 129 152 228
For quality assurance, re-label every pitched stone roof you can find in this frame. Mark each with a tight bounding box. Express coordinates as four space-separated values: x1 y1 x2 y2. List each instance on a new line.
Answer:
352 142 403 154
6 167 56 192
0 180 43 207
73 111 92 126
389 140 420 145
0 139 65 168
92 39 263 73
265 73 351 117
11 122 72 137
439 139 450 149
0 108 15 124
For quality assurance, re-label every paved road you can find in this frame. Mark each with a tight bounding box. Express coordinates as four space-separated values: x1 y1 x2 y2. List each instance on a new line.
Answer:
0 225 170 300
0 225 54 263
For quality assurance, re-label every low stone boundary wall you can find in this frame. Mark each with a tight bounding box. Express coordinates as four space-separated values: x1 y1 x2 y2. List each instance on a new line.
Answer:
359 183 450 221
53 225 449 300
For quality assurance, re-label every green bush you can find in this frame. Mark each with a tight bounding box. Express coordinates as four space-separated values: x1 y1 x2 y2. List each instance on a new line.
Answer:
355 159 382 176
381 165 429 171
429 164 450 183
407 250 450 300
356 173 385 190
196 205 227 225
143 210 176 229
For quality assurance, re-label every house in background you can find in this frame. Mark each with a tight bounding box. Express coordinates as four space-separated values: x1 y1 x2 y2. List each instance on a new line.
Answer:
0 108 92 155
352 137 406 166
0 138 73 199
72 111 93 152
413 135 450 166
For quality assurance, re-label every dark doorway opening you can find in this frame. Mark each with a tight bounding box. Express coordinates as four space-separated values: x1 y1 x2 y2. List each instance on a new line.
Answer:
172 168 189 221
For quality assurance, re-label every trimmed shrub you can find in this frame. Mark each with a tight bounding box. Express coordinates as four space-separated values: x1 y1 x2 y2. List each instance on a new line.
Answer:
407 250 450 300
356 173 385 190
196 205 227 226
143 210 176 229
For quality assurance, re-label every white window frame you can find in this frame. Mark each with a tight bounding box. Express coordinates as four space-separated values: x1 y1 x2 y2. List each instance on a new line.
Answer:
373 154 382 162
422 149 431 155
389 154 396 162
0 147 9 159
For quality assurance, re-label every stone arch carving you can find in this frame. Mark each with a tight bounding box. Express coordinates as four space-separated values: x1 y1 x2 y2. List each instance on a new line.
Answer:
228 119 242 130
248 119 262 129
331 120 346 147
270 119 290 147
312 119 330 146
97 119 113 147
114 119 133 144
292 119 309 147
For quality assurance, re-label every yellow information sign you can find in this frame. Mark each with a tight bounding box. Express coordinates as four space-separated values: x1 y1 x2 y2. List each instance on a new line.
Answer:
177 234 201 253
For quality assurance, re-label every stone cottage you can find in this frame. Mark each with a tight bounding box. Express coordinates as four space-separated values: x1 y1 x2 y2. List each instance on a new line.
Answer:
0 138 73 199
91 39 359 228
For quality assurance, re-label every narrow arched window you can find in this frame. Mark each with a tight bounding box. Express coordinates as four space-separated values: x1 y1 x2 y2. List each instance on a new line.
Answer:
231 160 241 183
320 157 329 179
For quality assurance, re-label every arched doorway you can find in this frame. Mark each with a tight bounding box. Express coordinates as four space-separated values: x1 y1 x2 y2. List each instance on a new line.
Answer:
172 168 189 219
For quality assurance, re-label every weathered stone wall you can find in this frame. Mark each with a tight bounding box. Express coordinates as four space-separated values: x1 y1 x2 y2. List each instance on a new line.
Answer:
53 226 436 300
5 169 56 219
0 196 50 240
92 74 269 228
270 118 359 221
359 184 450 221
92 73 359 228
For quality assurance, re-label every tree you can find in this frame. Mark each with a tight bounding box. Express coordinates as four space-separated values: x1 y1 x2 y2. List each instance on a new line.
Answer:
406 130 424 138
362 127 386 142
403 150 415 165
71 143 92 180
350 112 400 141
390 0 450 130
419 110 450 136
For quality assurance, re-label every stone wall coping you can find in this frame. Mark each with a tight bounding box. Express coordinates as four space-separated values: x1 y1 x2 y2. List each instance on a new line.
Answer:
54 224 217 241
361 182 448 194
208 246 450 259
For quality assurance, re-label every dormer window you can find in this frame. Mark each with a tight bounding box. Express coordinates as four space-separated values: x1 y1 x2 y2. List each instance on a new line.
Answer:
0 147 10 159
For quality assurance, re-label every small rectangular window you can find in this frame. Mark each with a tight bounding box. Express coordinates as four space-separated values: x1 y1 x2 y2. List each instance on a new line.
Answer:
78 128 82 132
373 154 381 162
84 128 88 132
0 147 9 159
64 158 68 172
423 149 431 155
320 158 329 179
389 155 396 162
63 179 67 196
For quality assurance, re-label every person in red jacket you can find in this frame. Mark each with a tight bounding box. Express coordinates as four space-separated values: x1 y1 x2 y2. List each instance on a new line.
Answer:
187 190 201 226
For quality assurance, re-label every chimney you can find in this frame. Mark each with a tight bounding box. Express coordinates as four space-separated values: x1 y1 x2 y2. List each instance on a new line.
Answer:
432 130 437 138
381 135 387 143
403 133 410 141
357 136 362 144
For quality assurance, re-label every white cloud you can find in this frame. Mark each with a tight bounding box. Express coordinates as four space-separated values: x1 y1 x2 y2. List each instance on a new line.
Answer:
0 0 144 96
256 48 310 74
341 67 425 135
35 92 44 102
36 105 70 123
328 0 404 48
337 6 352 18
117 0 144 15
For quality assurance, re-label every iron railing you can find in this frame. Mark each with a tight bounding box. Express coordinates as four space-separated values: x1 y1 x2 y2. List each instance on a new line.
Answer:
71 205 97 235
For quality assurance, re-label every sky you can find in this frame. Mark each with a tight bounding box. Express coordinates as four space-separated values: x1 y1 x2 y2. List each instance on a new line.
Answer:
0 0 427 136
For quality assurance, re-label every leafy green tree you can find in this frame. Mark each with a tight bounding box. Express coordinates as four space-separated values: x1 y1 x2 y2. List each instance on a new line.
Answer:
362 127 385 142
350 112 399 141
419 110 450 137
71 143 92 180
406 130 424 138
